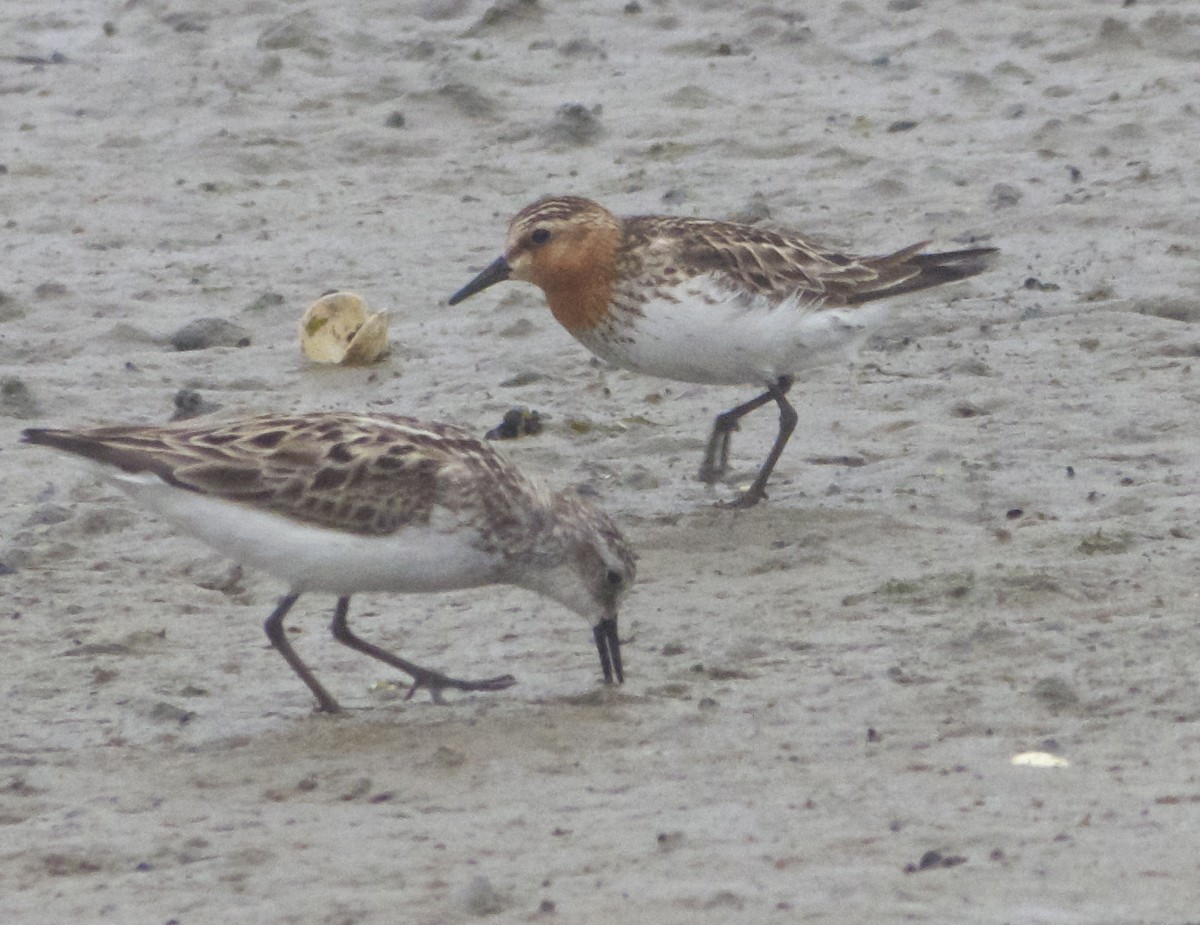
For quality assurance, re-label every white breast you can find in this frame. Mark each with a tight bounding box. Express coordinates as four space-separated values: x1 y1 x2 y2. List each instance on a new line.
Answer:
108 471 507 596
580 280 887 386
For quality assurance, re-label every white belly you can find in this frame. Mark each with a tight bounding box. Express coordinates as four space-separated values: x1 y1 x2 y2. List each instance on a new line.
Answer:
110 472 506 596
580 291 887 386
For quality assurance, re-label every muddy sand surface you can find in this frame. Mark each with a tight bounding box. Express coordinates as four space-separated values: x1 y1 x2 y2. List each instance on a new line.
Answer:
3 1 1200 922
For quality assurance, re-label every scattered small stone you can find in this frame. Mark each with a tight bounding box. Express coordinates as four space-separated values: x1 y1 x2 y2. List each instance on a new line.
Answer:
544 103 603 146
728 191 771 223
486 408 543 440
624 0 642 11
950 400 988 418
887 0 922 10
1 377 40 419
385 110 406 128
437 82 496 118
171 388 221 421
498 370 546 387
560 37 604 58
34 281 69 299
656 831 684 851
704 891 745 910
905 849 967 873
886 119 918 132
989 183 1022 209
538 898 556 914
0 290 23 323
169 318 251 351
466 0 542 35
461 875 508 916
1023 277 1059 291
1031 676 1079 711
147 702 195 725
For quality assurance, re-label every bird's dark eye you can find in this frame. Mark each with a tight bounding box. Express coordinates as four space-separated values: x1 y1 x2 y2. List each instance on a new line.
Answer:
530 227 551 245
605 569 624 587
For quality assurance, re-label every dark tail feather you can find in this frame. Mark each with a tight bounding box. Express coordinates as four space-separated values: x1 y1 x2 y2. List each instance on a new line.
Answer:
22 427 166 479
849 246 998 305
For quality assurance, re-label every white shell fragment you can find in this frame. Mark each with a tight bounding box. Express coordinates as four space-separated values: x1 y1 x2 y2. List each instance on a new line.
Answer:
299 292 390 365
1011 751 1070 769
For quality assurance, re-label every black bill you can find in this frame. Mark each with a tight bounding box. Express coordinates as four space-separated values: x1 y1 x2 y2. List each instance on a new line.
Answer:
448 255 512 305
593 617 623 684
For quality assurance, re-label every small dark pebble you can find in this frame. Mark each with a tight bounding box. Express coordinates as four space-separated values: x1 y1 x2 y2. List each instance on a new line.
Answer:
538 899 556 914
951 400 988 418
2 377 40 419
656 831 684 850
0 563 16 577
1066 465 1075 478
905 849 967 873
624 1 641 12
486 408 543 440
498 369 545 386
385 110 406 128
867 727 881 743
989 182 1022 209
1006 508 1023 519
171 389 222 421
170 317 251 351
1067 165 1083 183
545 103 603 146
35 281 69 299
887 120 918 133
1023 277 1060 291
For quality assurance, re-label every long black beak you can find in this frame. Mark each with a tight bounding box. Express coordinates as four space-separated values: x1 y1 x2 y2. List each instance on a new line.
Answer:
448 256 511 305
593 617 623 684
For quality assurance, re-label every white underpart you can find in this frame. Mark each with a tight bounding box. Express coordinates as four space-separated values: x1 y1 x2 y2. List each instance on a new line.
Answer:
586 277 889 386
106 470 507 596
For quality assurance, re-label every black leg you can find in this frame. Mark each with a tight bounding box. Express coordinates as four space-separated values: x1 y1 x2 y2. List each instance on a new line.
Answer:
329 597 517 705
593 618 624 684
715 376 797 508
699 387 779 484
264 593 343 714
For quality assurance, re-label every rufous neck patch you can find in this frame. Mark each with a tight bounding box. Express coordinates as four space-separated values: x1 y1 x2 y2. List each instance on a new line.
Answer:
528 223 620 333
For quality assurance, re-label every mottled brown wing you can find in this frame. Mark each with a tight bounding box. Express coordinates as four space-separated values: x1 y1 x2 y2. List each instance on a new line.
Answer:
625 215 875 304
626 215 995 307
25 413 540 539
